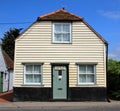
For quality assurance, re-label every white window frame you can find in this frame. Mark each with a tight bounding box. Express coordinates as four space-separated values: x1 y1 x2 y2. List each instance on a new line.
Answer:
24 64 42 85
78 64 96 85
53 22 72 43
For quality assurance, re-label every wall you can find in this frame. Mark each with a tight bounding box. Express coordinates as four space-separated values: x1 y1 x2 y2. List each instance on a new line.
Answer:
14 21 106 88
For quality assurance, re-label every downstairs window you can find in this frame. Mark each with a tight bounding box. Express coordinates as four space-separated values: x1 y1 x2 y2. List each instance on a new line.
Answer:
78 64 96 85
24 64 42 85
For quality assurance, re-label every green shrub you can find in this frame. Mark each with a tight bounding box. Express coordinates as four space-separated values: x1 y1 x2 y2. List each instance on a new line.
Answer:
108 59 120 100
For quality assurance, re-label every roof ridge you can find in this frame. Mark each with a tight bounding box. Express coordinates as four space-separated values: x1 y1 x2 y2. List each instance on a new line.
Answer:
64 10 83 19
38 9 66 18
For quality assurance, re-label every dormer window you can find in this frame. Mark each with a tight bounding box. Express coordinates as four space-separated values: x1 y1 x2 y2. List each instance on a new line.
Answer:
53 23 71 43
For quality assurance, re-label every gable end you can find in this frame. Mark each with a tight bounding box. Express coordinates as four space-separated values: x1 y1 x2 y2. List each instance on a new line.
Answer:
83 20 108 45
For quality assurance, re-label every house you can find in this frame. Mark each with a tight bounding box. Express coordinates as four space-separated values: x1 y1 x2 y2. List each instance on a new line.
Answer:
0 41 13 93
14 9 108 101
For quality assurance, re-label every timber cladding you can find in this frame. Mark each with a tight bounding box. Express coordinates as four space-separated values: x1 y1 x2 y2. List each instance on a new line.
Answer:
14 9 107 101
14 21 106 87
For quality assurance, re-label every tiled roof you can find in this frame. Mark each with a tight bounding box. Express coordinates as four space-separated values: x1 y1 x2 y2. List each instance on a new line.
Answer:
37 9 83 21
2 51 13 69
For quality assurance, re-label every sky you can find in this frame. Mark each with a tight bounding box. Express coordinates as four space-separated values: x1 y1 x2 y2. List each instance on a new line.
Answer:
0 0 120 60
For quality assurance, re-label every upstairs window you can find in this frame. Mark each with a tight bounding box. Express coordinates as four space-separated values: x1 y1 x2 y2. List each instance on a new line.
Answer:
53 23 71 43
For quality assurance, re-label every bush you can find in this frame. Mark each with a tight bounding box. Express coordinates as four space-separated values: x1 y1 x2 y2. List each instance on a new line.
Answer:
108 59 120 100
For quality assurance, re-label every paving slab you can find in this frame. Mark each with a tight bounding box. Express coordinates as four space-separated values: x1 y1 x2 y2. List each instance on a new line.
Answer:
0 101 119 109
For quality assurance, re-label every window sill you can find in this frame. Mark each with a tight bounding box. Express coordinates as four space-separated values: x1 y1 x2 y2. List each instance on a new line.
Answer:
52 42 72 44
21 84 44 87
76 83 95 86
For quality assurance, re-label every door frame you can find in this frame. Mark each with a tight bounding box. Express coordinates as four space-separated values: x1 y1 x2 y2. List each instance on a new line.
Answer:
0 72 3 93
51 63 69 100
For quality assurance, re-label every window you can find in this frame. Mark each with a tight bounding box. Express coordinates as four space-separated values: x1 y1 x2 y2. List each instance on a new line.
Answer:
53 23 71 43
24 64 42 85
78 65 96 84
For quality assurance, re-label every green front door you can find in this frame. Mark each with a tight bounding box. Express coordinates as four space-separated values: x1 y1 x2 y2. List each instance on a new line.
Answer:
53 65 67 99
0 72 3 93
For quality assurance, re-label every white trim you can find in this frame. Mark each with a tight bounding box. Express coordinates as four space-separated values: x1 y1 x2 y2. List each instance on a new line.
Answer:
24 64 42 85
76 62 98 65
104 45 107 87
52 22 72 43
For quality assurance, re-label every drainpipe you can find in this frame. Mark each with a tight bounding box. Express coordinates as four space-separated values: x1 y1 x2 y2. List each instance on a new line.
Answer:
106 44 110 102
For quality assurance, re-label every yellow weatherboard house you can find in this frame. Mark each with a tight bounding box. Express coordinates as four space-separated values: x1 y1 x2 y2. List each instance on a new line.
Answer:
14 9 108 101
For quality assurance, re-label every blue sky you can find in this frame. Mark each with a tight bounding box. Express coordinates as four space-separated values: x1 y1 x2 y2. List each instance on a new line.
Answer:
0 0 120 60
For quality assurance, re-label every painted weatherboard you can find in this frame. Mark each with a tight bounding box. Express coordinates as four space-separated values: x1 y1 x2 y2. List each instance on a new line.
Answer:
0 46 6 72
0 45 7 92
14 21 106 87
8 70 13 90
0 45 13 92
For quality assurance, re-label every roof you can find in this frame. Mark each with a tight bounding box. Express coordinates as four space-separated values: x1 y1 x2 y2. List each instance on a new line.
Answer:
37 9 83 21
2 50 13 69
16 9 108 45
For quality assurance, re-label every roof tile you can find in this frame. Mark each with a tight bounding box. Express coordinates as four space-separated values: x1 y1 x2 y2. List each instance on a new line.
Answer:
37 9 83 21
2 51 13 69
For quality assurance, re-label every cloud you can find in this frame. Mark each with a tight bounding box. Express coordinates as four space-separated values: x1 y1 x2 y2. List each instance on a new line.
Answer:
108 46 120 60
108 54 118 59
98 10 120 19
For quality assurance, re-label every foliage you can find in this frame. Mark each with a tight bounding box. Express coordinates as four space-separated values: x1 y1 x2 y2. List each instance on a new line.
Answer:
112 90 120 100
108 59 120 100
1 28 22 60
108 59 120 75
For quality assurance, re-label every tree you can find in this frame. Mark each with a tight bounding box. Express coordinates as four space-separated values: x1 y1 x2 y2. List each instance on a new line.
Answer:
1 28 22 60
108 59 120 100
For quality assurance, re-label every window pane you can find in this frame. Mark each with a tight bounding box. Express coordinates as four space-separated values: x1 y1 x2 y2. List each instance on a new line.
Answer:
79 65 86 74
34 65 41 73
26 65 32 73
55 24 61 32
87 75 94 83
79 74 86 83
63 34 70 41
63 24 70 32
26 74 33 83
87 65 94 73
54 34 62 41
34 75 41 83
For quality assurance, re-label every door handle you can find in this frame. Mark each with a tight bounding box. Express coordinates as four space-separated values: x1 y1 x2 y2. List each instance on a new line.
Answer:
58 88 62 90
59 78 61 81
